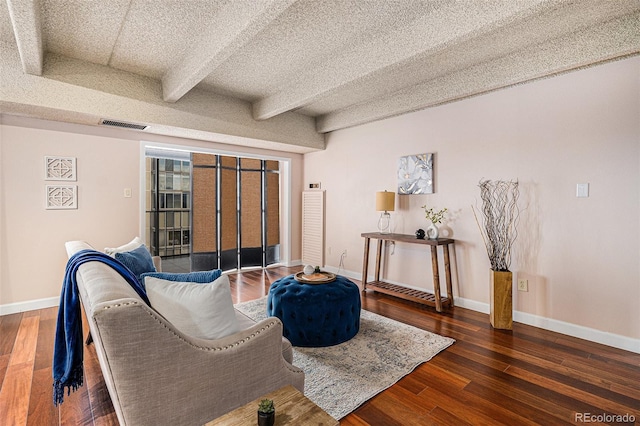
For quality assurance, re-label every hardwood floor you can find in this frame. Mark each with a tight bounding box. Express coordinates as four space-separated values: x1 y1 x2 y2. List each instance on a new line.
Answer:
1 265 639 425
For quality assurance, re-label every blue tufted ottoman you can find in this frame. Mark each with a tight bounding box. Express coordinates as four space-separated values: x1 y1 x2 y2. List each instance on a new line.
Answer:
267 274 361 347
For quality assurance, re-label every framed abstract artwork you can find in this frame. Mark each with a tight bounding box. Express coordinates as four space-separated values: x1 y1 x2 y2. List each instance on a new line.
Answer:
397 153 434 194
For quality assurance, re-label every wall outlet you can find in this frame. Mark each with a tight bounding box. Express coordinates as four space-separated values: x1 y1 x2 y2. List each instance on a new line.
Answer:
124 188 132 198
576 183 589 198
517 279 528 292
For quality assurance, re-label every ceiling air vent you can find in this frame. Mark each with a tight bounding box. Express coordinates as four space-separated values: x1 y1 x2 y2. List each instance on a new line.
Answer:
100 119 147 131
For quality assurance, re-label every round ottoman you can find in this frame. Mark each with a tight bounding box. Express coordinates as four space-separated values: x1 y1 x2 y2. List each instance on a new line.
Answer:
267 274 361 347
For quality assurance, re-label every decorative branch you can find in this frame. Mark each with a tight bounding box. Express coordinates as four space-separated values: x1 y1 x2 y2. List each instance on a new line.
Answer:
421 205 447 224
472 179 520 271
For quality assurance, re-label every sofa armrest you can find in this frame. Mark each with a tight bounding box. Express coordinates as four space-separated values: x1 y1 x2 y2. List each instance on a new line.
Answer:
89 299 304 426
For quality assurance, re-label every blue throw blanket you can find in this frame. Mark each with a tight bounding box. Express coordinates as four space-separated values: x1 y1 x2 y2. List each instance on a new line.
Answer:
53 249 150 406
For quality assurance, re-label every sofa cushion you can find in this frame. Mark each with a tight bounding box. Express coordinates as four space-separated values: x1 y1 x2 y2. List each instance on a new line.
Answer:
114 245 156 281
145 274 240 340
141 269 222 284
104 237 143 256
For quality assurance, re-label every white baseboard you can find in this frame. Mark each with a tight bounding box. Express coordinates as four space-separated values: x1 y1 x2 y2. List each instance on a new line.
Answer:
513 309 640 354
0 296 59 316
286 259 303 267
453 296 490 314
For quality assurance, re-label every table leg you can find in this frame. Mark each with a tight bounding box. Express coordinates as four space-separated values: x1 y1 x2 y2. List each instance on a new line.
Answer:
361 237 370 290
430 245 442 312
375 239 383 282
443 243 453 307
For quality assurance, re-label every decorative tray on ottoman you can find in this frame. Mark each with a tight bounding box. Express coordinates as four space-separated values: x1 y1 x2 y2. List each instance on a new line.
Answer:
294 271 336 284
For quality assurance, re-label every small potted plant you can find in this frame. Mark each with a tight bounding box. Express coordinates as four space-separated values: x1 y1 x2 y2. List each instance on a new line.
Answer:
257 399 275 426
421 205 447 239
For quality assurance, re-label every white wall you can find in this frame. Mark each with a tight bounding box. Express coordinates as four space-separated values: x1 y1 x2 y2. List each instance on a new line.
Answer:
305 57 640 348
0 117 304 310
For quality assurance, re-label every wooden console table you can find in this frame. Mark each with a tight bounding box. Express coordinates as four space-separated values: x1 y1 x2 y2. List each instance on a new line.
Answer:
361 232 455 312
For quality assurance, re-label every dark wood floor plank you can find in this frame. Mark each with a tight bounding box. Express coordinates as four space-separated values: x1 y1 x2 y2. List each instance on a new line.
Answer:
399 362 469 394
588 352 640 380
505 365 640 419
431 352 571 421
93 411 119 426
511 329 595 359
0 361 33 426
561 356 640 391
554 336 640 366
452 329 585 367
426 406 474 426
335 414 370 426
27 367 58 426
348 401 414 426
462 381 575 426
416 385 523 426
364 380 437 420
38 307 59 322
455 335 639 402
10 316 39 367
58 376 93 426
447 341 512 372
34 316 56 371
0 353 9 390
432 351 615 423
0 312 22 355
609 382 640 402
415 360 542 426
83 337 116 425
2 266 640 426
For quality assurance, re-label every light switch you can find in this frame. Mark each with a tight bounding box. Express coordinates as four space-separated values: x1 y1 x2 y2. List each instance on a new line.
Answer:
124 188 132 198
576 183 589 198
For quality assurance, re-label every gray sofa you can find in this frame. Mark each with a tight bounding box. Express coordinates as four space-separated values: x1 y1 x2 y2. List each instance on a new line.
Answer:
65 240 304 425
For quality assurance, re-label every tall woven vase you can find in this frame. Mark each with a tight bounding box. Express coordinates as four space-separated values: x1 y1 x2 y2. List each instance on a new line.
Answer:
490 270 513 330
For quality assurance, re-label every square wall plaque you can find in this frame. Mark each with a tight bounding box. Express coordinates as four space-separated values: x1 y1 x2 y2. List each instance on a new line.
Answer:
397 153 433 194
45 156 76 181
46 185 77 209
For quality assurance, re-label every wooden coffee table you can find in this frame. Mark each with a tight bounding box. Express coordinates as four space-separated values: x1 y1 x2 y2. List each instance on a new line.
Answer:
205 385 338 425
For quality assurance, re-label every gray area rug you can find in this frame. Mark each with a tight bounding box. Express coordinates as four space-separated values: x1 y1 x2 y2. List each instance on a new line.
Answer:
234 297 455 420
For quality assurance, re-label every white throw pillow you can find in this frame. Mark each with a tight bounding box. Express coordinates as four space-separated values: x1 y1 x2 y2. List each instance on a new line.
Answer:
145 274 240 340
105 237 143 256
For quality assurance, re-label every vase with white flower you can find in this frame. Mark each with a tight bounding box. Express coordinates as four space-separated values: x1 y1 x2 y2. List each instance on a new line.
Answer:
421 205 447 240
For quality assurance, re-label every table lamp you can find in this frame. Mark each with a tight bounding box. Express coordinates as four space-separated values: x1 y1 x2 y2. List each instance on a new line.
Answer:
376 190 395 234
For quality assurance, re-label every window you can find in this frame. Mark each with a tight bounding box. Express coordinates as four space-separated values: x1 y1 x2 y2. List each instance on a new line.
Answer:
145 149 280 272
145 156 191 257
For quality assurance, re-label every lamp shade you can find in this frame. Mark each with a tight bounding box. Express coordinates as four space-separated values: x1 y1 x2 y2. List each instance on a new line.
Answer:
375 191 395 212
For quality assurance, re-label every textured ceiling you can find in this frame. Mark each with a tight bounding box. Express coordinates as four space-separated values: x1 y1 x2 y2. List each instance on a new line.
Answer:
1 0 639 153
